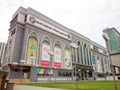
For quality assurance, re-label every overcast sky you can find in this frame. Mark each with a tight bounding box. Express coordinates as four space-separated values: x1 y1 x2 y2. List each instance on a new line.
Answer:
0 0 120 47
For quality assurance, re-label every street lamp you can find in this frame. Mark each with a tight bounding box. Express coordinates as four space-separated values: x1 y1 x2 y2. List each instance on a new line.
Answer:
70 42 78 90
102 33 118 90
48 50 54 82
20 60 26 84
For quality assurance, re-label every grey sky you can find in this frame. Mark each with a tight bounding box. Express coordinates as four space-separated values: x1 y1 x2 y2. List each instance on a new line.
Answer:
0 0 120 47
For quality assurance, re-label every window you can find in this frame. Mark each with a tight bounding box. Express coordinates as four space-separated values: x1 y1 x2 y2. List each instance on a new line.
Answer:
83 44 86 65
58 70 71 76
11 29 16 36
77 48 80 63
80 45 83 64
98 74 104 77
105 58 107 64
86 48 89 65
97 55 100 60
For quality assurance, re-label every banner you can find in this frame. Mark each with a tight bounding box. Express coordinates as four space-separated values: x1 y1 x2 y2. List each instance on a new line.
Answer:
37 68 53 75
64 49 71 69
27 39 37 65
41 43 50 67
54 46 61 68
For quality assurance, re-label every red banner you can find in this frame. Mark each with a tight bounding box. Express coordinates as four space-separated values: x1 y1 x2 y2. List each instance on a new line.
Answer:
41 60 50 67
54 62 61 68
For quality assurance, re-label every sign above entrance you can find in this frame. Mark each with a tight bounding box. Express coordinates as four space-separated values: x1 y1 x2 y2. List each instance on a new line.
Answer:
26 14 71 40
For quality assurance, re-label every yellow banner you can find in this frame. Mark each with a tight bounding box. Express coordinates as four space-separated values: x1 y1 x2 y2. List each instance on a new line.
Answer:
27 39 37 59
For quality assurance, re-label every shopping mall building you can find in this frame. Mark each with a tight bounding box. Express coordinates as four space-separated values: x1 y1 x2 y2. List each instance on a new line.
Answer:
3 7 110 82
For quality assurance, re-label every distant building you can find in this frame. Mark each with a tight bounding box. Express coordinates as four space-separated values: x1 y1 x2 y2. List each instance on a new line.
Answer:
103 27 120 77
0 42 6 64
3 7 109 82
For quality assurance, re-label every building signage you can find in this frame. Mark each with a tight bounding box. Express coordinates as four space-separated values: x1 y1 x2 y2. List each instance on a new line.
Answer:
26 14 71 40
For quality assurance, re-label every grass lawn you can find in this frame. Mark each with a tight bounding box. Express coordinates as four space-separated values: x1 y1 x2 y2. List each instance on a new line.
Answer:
24 81 120 90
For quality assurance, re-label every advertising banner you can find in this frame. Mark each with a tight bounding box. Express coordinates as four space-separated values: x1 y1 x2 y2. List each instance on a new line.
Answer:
37 68 53 75
64 49 71 69
41 43 50 67
27 39 37 65
54 47 61 68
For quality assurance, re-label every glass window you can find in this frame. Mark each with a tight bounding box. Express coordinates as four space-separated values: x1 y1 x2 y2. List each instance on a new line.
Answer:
97 55 100 60
89 51 92 65
86 48 89 65
80 45 83 64
58 70 72 76
83 45 86 65
11 29 16 36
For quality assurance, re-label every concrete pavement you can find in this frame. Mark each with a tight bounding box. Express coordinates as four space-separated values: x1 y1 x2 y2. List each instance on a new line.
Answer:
14 85 64 90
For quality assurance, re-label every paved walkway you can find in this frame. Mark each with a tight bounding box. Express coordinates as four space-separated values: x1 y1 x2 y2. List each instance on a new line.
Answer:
14 85 64 90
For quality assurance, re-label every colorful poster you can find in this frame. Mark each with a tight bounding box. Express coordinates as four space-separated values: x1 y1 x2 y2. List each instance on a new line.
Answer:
27 39 37 65
37 68 53 75
54 46 61 68
41 43 50 67
64 49 71 69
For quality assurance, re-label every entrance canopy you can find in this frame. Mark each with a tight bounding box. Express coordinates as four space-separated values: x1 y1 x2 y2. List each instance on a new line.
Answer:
8 64 30 71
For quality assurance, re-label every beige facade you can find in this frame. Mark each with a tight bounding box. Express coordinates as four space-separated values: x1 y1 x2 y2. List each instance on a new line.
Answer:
111 55 120 66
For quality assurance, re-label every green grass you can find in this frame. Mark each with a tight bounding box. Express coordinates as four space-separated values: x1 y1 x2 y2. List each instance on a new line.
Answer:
24 81 120 90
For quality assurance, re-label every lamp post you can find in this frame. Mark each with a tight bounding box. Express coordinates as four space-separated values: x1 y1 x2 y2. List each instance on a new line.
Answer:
102 33 118 90
70 42 78 90
20 60 26 84
48 50 54 82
